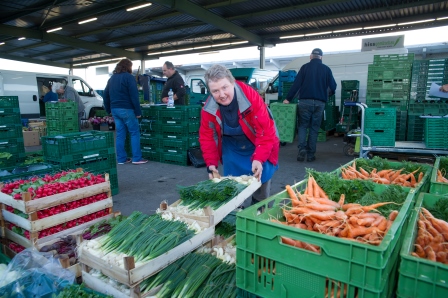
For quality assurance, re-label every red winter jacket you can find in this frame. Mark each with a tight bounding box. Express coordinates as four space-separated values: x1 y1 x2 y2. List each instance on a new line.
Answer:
199 81 279 169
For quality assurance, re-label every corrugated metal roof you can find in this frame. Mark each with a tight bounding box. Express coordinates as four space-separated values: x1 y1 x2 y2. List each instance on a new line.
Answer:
0 0 447 68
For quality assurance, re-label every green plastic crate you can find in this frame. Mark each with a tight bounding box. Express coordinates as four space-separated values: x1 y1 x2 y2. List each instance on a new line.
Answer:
0 114 21 126
46 119 78 131
48 153 117 173
47 128 79 137
269 102 297 143
161 151 189 166
429 157 448 194
42 131 114 159
141 106 161 120
141 147 162 162
158 105 201 122
424 118 448 149
140 135 162 148
95 110 108 117
162 135 199 151
373 53 415 63
0 138 25 155
364 108 396 129
162 122 200 136
0 96 19 109
236 179 416 298
341 80 360 90
397 192 448 298
0 124 23 140
140 119 162 133
0 163 57 182
366 99 408 112
364 128 395 147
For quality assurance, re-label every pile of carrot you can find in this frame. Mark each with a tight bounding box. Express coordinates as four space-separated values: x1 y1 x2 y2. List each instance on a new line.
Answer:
436 169 448 183
412 208 448 264
341 160 423 187
274 176 400 250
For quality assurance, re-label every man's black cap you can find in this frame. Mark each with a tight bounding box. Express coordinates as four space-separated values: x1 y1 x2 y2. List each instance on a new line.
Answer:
311 48 323 56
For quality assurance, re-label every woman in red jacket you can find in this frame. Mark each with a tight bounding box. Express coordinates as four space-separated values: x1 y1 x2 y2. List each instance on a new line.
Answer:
199 64 279 205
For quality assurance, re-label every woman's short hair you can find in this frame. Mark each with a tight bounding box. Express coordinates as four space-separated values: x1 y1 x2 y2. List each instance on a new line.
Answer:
204 64 235 87
114 58 133 74
52 82 65 93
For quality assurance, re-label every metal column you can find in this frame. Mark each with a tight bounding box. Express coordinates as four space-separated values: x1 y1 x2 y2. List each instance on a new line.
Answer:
259 46 265 69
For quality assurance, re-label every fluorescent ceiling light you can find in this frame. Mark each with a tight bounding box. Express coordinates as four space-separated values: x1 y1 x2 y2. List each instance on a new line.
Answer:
212 43 231 47
398 19 435 26
437 16 448 20
46 27 62 33
0 42 5 45
305 31 332 36
18 37 26 40
147 52 163 55
279 34 304 39
364 24 396 29
162 49 178 54
333 27 362 33
127 3 152 11
73 57 125 66
79 18 97 24
231 41 248 45
194 45 212 49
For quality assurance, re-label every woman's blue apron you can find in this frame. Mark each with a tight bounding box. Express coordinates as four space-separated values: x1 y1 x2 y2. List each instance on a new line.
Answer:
222 122 277 184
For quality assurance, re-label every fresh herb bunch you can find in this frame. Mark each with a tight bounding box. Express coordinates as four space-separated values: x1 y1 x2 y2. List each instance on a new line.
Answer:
426 196 448 222
356 184 407 217
82 215 125 240
178 179 248 210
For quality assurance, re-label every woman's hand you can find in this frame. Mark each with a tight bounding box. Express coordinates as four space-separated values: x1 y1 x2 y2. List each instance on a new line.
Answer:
207 165 220 179
440 84 448 93
252 160 263 181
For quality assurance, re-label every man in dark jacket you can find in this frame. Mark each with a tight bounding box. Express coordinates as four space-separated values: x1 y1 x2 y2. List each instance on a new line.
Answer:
161 61 186 105
283 48 337 162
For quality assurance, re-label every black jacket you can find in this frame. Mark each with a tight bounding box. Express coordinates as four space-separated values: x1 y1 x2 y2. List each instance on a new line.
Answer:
161 71 186 105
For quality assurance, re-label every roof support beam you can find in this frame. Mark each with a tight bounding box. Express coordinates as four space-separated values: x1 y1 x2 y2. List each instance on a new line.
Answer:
0 24 142 61
151 0 273 47
2 0 66 24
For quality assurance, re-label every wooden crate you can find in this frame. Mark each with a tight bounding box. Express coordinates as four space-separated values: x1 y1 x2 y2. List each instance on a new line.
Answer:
160 178 261 227
0 174 113 248
79 224 215 287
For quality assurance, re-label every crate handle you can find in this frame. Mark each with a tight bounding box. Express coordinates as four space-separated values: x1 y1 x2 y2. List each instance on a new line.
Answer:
278 235 322 255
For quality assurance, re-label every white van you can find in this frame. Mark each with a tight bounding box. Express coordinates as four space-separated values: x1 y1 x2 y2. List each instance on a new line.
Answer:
0 70 104 119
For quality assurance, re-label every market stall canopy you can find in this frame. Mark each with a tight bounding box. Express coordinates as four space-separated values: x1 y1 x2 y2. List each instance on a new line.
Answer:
0 0 447 68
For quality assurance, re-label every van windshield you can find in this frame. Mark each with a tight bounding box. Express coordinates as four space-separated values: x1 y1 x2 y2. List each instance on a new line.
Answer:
72 79 92 96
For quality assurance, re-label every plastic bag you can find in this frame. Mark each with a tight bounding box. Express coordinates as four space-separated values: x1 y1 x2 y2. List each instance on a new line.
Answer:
0 248 75 298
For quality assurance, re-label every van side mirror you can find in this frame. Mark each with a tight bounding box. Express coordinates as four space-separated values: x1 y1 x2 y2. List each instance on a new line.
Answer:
90 90 94 96
33 95 37 101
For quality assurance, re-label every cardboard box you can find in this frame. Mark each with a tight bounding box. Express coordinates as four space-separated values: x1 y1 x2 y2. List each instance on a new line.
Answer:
23 130 40 146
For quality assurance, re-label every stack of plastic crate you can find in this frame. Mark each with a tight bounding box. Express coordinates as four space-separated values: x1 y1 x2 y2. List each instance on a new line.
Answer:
364 108 396 147
159 105 201 166
41 131 119 195
278 70 297 102
336 80 359 133
139 105 163 161
407 59 448 141
270 102 297 143
423 117 448 149
45 101 79 136
366 53 414 141
0 96 25 168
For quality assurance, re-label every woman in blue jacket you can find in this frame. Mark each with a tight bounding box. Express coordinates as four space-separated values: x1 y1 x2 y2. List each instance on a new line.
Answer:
104 59 147 165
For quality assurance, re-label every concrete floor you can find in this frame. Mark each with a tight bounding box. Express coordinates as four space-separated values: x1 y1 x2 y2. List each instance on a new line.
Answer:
25 132 354 216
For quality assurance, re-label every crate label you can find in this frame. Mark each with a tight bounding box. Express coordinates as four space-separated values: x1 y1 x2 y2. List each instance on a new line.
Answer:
167 121 176 124
84 154 99 159
0 126 5 128
167 135 176 138
143 146 153 150
168 150 178 153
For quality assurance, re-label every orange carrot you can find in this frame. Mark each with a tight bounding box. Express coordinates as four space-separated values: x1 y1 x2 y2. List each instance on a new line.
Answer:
389 210 399 221
417 172 424 183
305 203 337 212
312 197 340 208
338 194 345 207
285 185 301 206
414 244 426 258
425 246 436 261
357 217 376 227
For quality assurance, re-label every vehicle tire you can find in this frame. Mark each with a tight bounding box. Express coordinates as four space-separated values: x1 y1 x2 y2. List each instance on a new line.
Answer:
343 144 355 157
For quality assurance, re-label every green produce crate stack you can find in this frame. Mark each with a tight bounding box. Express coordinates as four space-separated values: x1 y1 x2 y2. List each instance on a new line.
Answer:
277 70 297 103
423 117 448 149
45 101 79 136
340 80 360 129
0 96 25 168
41 131 119 195
366 53 414 141
270 103 297 143
364 108 396 147
138 105 201 165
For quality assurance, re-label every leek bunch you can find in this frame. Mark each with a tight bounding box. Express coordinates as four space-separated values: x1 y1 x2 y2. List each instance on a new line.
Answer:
178 179 248 210
99 212 195 262
197 262 237 298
